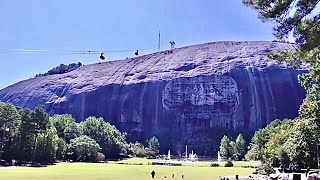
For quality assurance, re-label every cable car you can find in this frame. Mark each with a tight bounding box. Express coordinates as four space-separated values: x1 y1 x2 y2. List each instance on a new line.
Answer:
100 53 105 60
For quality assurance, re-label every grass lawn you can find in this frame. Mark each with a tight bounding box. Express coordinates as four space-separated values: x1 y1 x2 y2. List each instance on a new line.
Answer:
114 157 261 167
112 157 152 165
0 162 255 180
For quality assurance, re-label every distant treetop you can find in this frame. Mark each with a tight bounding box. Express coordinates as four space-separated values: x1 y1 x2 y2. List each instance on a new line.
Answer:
35 62 82 77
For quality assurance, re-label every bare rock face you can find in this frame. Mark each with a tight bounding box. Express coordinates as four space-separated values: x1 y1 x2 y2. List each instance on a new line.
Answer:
0 41 307 154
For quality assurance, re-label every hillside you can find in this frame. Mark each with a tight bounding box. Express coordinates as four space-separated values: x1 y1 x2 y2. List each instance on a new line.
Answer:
0 41 307 154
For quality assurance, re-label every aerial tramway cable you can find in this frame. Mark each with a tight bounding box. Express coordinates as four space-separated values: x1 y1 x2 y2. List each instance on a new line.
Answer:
0 31 162 59
0 47 155 60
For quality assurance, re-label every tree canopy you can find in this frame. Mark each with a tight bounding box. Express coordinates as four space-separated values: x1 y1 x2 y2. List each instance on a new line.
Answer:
219 134 247 160
68 135 101 162
147 136 160 151
243 0 320 51
243 0 320 122
245 118 320 167
35 62 82 77
50 114 80 143
243 0 320 168
219 135 232 158
80 116 126 158
0 102 170 165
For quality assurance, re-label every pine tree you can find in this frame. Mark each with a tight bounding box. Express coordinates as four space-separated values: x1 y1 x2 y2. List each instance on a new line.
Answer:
243 0 320 122
219 135 232 158
235 134 246 159
147 136 160 151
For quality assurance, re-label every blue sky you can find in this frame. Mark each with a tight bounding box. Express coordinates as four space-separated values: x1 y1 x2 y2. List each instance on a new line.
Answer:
0 0 275 89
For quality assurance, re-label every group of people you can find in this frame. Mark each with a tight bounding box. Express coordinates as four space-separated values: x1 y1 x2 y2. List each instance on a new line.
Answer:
278 163 313 179
151 170 184 179
279 163 303 173
219 177 230 180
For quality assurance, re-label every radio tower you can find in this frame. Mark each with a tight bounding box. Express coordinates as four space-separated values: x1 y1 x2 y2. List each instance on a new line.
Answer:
158 31 161 52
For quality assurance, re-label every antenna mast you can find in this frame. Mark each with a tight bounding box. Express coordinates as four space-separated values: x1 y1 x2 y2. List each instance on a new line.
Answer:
158 31 161 52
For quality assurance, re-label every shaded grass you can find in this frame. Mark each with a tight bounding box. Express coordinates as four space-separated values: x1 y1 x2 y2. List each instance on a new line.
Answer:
112 157 152 165
0 162 255 180
183 160 261 167
112 158 261 167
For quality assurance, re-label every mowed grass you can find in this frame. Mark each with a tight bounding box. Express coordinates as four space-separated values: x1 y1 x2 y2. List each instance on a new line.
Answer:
183 160 261 167
0 162 255 180
113 157 152 165
114 157 261 167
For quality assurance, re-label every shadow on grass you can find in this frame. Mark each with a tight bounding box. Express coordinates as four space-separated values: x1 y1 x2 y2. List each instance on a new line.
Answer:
106 155 132 162
106 157 129 162
6 161 57 168
27 162 56 168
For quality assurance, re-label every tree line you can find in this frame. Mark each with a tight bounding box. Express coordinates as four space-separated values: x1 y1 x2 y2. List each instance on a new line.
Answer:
245 118 319 168
219 134 247 161
35 62 82 77
0 102 160 165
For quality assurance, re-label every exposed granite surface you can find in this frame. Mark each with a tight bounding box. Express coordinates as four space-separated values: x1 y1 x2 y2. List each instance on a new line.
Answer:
0 41 307 154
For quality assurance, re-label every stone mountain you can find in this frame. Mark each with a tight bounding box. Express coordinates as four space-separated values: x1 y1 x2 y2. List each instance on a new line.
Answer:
0 41 307 154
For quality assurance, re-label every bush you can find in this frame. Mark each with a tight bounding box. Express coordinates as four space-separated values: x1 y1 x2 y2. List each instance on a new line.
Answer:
145 148 157 159
96 152 105 162
126 142 157 158
224 160 234 167
210 163 220 167
169 163 182 166
255 161 275 175
241 165 258 168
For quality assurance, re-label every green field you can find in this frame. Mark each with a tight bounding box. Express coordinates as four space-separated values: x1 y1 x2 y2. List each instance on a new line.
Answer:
0 161 256 180
115 157 261 167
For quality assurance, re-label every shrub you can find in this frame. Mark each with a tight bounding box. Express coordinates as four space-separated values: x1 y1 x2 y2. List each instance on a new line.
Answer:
241 165 258 168
145 148 158 159
224 160 234 167
96 152 105 162
169 163 182 166
255 161 275 175
210 163 220 167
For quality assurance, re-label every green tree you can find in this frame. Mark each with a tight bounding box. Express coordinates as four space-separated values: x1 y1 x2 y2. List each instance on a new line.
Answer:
243 0 320 50
32 107 49 134
147 136 160 151
12 108 35 162
243 0 320 122
265 120 294 166
243 0 320 166
81 116 126 158
277 147 290 167
229 141 237 159
56 137 67 160
50 114 80 143
0 102 20 161
68 135 101 162
34 127 59 163
31 107 50 162
0 103 20 135
245 117 320 167
235 134 246 159
127 142 147 157
284 119 319 167
245 119 285 161
219 135 232 158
